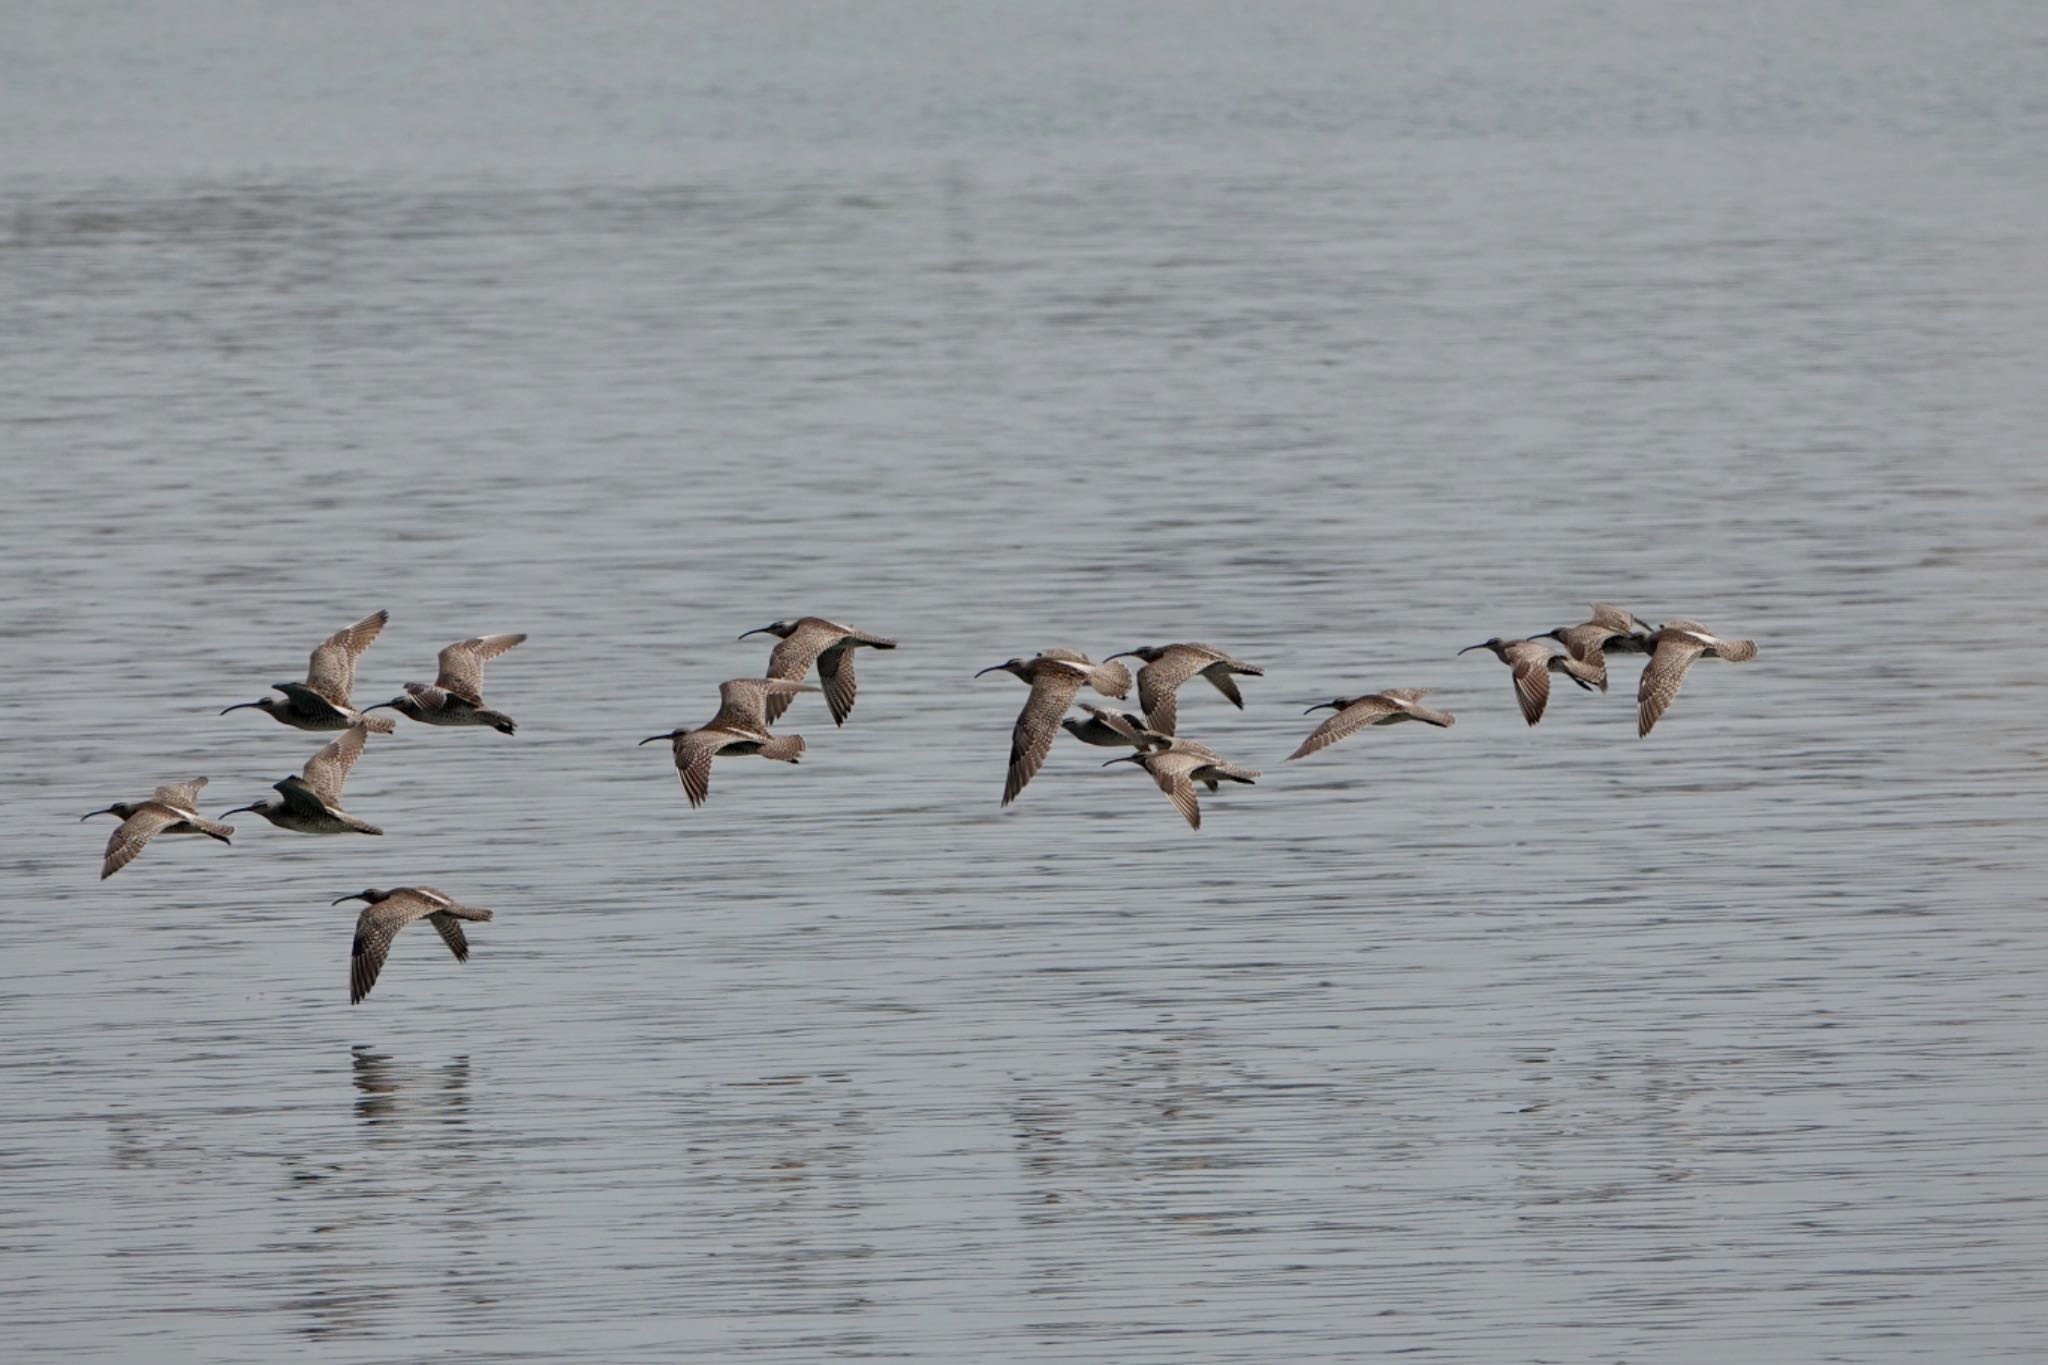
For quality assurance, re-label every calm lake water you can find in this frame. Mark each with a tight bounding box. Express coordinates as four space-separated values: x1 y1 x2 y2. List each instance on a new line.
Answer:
5 3 2047 1361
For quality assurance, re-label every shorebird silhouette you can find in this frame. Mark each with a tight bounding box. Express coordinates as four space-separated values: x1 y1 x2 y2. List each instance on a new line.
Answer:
1636 619 1759 737
1538 603 1656 692
739 618 898 726
333 887 494 1005
1104 642 1263 736
1062 702 1171 752
83 778 233 879
1289 689 1455 761
976 650 1135 805
639 678 816 808
220 610 395 732
367 633 526 733
221 722 383 835
1459 637 1602 726
1103 738 1261 830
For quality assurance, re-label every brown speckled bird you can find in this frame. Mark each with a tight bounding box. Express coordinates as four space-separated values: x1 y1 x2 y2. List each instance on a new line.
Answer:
1102 738 1261 830
368 633 526 733
220 610 396 732
739 617 898 726
1062 702 1171 752
1539 603 1657 692
1104 642 1263 736
82 778 234 879
1636 619 1759 737
1288 689 1455 761
639 678 816 807
976 650 1135 806
1459 637 1602 726
334 886 494 1005
221 722 384 835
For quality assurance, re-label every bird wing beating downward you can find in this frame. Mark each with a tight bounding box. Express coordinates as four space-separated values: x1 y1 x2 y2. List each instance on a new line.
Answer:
101 805 181 879
350 890 443 1005
1003 670 1089 805
762 621 840 722
1637 635 1707 737
305 610 389 705
1288 697 1400 760
1139 749 1210 829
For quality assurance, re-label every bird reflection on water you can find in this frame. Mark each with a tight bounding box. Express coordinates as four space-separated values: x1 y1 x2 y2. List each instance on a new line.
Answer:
351 1045 474 1127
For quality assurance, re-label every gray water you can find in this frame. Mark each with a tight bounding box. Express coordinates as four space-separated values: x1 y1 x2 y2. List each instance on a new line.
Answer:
5 3 2048 1360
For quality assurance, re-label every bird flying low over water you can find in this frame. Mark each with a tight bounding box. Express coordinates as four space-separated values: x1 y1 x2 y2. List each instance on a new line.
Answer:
334 886 494 1005
1636 619 1758 737
220 610 395 733
84 778 233 879
1103 738 1261 830
640 678 816 808
739 617 898 726
1538 603 1657 693
1105 642 1263 737
367 633 526 733
1062 702 1171 752
221 721 384 835
1459 637 1602 726
1288 689 1455 761
977 650 1135 806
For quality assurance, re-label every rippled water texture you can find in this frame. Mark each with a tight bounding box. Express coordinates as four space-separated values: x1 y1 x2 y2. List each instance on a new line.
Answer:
5 3 2047 1361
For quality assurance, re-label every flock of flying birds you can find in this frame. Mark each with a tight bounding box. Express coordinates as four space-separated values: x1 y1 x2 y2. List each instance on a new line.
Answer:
83 604 1756 1004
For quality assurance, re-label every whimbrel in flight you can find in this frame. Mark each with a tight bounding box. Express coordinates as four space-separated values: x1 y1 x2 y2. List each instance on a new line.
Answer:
220 610 396 733
367 633 526 733
976 650 1135 805
83 778 233 879
221 721 383 834
1539 603 1657 692
738 618 898 726
333 886 494 1005
1105 642 1264 736
1103 738 1261 830
639 678 815 807
1288 689 1455 761
1459 637 1602 726
1636 618 1758 737
1062 702 1171 752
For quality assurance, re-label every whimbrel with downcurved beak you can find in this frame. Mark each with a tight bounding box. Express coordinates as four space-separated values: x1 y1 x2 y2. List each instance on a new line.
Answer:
1459 638 1602 726
1104 642 1263 736
1288 689 1455 761
1103 738 1261 830
219 610 396 732
83 778 233 879
639 678 816 808
221 722 383 834
333 886 494 1005
976 650 1134 805
738 618 898 726
1636 619 1759 737
1062 702 1171 752
1538 603 1657 692
367 633 526 733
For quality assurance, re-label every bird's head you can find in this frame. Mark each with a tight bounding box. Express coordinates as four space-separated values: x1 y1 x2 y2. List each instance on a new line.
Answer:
738 620 799 641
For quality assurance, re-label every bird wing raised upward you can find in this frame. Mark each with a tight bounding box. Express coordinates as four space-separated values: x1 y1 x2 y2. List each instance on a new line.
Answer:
1003 670 1089 805
301 722 371 803
100 805 181 879
305 610 389 705
710 677 816 733
1637 635 1707 736
435 633 525 704
350 889 443 1005
1288 697 1399 760
149 777 207 813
